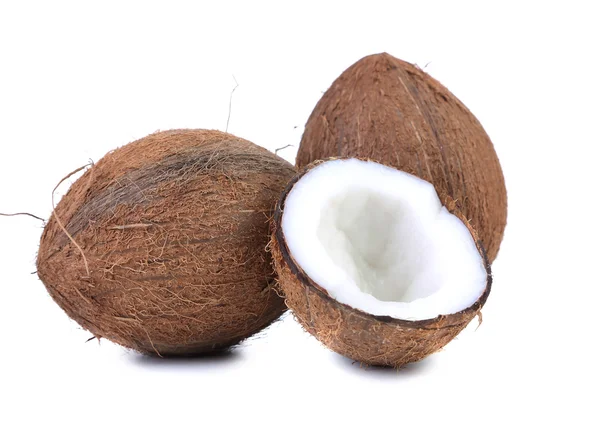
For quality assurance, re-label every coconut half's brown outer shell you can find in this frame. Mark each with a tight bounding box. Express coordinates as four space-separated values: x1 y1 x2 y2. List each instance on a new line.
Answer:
297 53 507 262
271 161 492 368
37 129 297 356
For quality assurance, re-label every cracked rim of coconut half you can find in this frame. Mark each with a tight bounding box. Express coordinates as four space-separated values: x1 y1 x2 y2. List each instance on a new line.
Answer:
271 158 492 368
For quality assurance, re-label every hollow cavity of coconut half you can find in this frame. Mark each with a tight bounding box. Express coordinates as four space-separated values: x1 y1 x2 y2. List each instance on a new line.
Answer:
271 158 492 368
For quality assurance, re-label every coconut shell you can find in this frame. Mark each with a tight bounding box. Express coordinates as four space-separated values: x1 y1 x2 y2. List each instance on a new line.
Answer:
37 129 296 356
271 161 492 368
297 53 507 262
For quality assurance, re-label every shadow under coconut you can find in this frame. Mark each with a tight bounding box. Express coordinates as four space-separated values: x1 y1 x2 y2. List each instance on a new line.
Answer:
130 347 243 369
331 352 437 378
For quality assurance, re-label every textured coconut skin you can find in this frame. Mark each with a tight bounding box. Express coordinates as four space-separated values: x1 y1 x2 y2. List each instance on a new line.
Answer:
37 129 296 356
297 53 507 262
271 160 492 368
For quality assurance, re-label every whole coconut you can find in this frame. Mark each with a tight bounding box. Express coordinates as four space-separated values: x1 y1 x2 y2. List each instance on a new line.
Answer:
37 129 296 356
298 53 507 262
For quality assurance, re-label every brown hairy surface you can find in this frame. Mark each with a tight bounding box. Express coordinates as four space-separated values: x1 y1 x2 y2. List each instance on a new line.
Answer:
37 129 296 356
271 159 492 368
297 52 507 262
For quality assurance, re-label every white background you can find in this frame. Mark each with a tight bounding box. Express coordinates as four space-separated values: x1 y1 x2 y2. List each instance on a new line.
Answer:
1 1 598 422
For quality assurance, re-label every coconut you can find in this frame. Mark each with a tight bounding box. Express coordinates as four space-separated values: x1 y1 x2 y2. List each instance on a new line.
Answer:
37 129 296 356
271 158 492 367
297 52 507 262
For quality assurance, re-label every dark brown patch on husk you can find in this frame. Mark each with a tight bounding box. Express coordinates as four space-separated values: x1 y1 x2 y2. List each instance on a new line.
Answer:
37 129 296 356
271 159 492 368
297 52 507 262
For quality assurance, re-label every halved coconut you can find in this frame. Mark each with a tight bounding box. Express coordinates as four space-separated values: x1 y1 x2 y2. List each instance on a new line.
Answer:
271 158 492 367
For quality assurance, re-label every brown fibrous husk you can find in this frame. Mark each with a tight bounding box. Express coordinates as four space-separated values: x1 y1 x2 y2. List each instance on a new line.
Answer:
37 129 297 356
297 52 507 262
271 159 492 368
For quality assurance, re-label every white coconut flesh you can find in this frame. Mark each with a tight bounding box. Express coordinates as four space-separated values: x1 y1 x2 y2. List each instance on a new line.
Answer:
282 159 487 321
